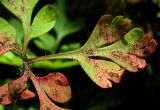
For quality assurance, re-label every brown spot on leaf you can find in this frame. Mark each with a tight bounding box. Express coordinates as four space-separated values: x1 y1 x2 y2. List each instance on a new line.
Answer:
131 34 158 57
0 35 20 55
55 79 63 86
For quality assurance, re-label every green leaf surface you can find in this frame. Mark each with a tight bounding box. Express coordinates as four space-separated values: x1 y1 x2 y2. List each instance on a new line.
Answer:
30 5 56 40
0 51 22 66
26 49 37 59
0 17 16 38
9 18 24 46
1 0 38 32
34 33 56 53
0 104 4 110
54 0 84 40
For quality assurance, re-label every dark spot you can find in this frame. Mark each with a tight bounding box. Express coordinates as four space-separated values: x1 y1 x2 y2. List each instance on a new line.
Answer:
46 106 50 110
21 6 25 12
55 80 63 86
109 72 119 79
85 49 94 55
0 97 3 103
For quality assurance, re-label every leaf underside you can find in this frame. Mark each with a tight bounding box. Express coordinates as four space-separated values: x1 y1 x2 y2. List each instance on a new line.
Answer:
30 72 71 110
69 14 157 88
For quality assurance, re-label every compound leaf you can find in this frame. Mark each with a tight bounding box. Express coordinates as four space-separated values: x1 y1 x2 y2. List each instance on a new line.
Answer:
30 5 56 40
74 15 157 88
59 14 157 88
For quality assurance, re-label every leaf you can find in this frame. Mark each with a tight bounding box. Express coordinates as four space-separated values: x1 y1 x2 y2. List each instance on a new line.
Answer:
1 0 38 30
0 17 21 55
77 15 157 88
54 0 84 41
0 73 35 105
30 72 71 110
34 33 56 53
0 105 4 110
61 14 157 88
0 35 17 55
26 49 37 59
0 84 12 105
0 51 22 66
0 18 21 54
9 18 24 46
30 5 56 40
0 17 16 38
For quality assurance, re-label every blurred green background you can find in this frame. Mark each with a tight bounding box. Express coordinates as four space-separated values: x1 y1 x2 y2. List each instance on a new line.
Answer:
0 0 160 110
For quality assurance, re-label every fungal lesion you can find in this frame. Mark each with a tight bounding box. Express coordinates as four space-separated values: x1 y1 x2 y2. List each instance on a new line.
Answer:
8 81 26 100
0 35 22 54
55 79 63 86
108 71 119 79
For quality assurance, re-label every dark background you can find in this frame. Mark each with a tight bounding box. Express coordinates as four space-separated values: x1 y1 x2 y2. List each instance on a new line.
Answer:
0 0 160 110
